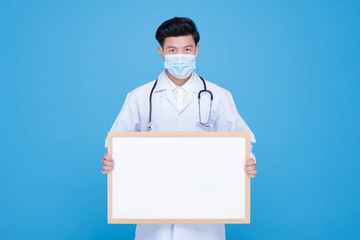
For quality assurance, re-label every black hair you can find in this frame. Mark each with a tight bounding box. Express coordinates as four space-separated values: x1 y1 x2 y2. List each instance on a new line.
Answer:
155 17 200 48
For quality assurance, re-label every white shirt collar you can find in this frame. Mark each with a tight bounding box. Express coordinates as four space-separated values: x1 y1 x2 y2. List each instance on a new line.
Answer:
166 70 194 93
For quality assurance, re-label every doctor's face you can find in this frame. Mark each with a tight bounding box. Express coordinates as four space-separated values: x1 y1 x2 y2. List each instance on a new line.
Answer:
158 35 199 61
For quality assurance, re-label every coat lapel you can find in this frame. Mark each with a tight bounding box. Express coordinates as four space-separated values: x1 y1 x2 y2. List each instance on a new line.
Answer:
166 90 180 113
178 92 195 114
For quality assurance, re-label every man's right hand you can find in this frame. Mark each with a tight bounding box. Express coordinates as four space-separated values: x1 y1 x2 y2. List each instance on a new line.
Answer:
101 153 114 174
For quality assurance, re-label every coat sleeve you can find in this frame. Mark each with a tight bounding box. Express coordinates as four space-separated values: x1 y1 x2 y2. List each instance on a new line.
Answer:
216 90 257 163
104 91 141 148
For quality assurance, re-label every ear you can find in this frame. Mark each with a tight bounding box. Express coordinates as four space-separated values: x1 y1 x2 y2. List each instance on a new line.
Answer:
195 45 200 58
158 46 165 61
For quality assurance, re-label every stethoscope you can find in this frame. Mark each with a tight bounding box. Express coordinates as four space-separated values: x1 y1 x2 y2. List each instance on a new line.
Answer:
147 75 213 131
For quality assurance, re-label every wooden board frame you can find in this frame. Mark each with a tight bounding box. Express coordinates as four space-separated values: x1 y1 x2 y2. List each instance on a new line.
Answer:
107 132 251 224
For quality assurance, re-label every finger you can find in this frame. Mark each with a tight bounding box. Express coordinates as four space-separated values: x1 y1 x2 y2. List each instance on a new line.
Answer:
102 165 113 171
246 160 255 166
246 169 257 175
245 163 255 168
104 154 113 161
103 160 114 167
101 170 109 174
103 153 109 159
247 174 256 178
245 165 256 171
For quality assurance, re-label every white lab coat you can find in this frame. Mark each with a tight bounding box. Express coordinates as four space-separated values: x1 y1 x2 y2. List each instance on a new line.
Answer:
105 70 256 240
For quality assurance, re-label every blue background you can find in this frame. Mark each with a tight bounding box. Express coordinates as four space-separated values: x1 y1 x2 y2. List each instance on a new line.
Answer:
1 0 359 239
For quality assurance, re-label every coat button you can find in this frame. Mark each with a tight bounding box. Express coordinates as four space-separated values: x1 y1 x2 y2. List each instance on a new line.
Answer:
177 116 181 120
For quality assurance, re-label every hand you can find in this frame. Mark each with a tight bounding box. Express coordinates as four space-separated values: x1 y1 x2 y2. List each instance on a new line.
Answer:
245 158 257 178
101 153 114 174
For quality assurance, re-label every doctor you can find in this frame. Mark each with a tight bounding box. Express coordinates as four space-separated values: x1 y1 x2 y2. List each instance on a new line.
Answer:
101 17 257 240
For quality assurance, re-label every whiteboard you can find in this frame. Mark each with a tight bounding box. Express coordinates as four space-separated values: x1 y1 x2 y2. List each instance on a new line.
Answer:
107 132 251 224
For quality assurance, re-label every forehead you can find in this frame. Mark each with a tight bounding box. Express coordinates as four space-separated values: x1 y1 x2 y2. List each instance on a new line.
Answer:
163 35 195 48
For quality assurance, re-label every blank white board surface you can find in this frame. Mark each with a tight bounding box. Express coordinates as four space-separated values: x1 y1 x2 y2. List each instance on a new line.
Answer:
107 132 251 224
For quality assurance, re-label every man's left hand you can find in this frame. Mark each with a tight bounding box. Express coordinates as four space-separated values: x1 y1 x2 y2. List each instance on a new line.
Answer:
245 159 257 178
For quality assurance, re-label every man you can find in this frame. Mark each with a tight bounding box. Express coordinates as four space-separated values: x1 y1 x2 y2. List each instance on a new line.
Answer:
101 17 257 240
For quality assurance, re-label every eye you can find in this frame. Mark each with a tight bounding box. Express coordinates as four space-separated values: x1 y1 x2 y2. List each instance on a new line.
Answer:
186 48 191 52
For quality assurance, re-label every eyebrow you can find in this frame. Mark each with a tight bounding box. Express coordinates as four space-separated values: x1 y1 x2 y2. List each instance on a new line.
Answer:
167 45 194 49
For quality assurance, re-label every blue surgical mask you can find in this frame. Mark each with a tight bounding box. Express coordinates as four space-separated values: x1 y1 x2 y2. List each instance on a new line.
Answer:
163 53 196 79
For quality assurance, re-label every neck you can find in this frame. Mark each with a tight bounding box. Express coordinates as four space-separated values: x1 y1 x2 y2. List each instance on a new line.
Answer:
165 69 192 87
